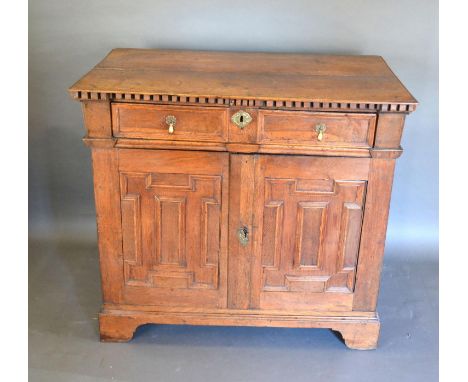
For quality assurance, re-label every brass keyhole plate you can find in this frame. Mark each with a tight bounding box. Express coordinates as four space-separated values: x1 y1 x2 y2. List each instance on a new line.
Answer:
231 110 253 129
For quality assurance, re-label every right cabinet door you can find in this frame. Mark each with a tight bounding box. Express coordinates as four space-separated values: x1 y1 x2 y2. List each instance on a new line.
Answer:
251 155 370 311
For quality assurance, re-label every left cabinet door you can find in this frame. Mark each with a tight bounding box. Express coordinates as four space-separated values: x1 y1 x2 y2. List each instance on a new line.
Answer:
117 149 229 308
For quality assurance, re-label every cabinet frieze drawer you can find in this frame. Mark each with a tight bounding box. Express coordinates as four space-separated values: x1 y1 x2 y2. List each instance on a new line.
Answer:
112 103 229 142
258 110 377 148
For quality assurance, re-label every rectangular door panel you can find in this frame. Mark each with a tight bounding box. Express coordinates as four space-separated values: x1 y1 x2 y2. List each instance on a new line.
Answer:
118 149 229 308
250 155 369 311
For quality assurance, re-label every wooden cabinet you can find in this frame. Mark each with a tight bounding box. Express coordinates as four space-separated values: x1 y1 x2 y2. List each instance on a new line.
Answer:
70 49 417 349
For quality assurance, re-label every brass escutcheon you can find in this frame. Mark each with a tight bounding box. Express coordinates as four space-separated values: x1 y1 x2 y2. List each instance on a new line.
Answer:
231 110 252 129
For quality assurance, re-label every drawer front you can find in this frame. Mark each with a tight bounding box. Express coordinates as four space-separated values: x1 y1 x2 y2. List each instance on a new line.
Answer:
112 103 228 142
258 110 376 148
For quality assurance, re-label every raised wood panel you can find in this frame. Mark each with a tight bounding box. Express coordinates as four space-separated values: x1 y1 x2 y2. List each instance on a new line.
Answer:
295 201 326 267
159 197 186 266
120 172 221 289
118 149 229 308
259 180 365 293
251 155 368 311
261 202 283 268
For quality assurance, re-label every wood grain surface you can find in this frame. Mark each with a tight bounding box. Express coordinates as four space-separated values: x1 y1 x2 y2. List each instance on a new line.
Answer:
70 49 417 111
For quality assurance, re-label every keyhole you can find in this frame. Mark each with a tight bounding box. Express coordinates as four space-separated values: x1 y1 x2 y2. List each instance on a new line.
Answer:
238 226 249 246
239 115 244 123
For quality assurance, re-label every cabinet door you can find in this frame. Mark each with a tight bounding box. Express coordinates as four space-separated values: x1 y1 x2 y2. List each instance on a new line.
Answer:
250 155 370 311
118 149 229 308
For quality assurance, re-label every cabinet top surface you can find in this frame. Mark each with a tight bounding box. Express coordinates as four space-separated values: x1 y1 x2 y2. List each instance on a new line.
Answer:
69 48 417 110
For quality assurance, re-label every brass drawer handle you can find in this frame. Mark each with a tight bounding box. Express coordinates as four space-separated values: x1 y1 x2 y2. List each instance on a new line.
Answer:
315 123 326 141
231 110 252 129
237 226 249 246
165 115 176 134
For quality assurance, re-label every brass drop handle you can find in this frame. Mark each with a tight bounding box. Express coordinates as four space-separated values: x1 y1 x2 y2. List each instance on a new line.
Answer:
315 123 326 141
237 226 249 246
165 115 176 134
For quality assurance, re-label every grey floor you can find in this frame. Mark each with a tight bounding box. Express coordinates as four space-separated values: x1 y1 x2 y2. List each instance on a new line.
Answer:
29 237 438 382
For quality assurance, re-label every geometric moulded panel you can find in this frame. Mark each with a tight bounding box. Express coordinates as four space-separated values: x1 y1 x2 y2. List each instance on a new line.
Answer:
260 177 366 294
120 172 222 290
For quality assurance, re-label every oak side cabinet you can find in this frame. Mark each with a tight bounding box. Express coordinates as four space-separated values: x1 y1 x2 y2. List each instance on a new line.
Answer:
69 49 417 349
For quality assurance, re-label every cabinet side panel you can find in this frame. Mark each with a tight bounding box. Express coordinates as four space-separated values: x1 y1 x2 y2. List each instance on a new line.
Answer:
353 158 396 311
91 148 124 304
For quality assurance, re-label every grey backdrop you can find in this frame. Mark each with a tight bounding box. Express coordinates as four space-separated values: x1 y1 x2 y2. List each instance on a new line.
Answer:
29 0 438 255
